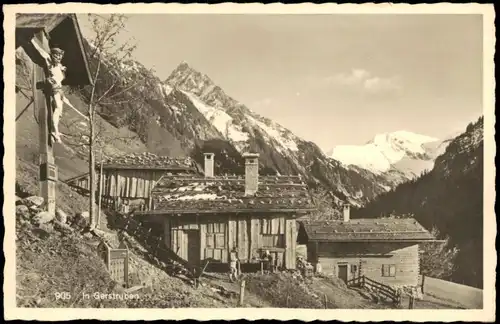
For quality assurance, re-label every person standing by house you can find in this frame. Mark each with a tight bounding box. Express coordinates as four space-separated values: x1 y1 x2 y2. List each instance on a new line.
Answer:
229 247 239 282
262 250 274 273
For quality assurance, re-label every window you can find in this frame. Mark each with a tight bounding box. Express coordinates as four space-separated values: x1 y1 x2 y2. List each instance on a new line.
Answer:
382 264 396 277
261 217 283 234
351 265 358 274
205 222 226 261
261 217 284 248
206 222 225 249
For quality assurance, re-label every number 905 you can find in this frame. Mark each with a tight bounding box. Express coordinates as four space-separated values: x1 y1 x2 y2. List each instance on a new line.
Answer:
54 292 71 300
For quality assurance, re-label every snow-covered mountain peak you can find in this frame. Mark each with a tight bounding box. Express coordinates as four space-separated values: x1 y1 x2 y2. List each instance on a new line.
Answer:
370 131 438 146
329 130 448 178
160 62 304 155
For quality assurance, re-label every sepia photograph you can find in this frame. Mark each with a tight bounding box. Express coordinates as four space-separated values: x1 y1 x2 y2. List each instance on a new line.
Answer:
3 3 496 322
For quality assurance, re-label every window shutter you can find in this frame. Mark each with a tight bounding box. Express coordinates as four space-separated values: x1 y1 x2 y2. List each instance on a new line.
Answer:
215 233 225 248
206 234 215 248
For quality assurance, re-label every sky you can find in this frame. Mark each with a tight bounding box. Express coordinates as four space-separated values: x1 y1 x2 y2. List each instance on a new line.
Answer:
78 14 484 151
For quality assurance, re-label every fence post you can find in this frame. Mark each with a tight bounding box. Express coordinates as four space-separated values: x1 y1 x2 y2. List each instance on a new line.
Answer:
421 275 426 294
124 248 130 288
238 280 246 307
106 242 111 270
408 295 414 309
324 293 328 309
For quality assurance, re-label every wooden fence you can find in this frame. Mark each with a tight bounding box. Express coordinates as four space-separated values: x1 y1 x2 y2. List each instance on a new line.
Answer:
347 275 401 304
98 240 130 288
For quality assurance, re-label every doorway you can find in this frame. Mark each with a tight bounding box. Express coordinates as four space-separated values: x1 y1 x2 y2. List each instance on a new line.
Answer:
185 230 201 267
338 264 348 283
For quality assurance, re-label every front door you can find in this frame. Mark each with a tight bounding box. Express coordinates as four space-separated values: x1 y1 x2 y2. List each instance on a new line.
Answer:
185 230 201 267
338 264 348 283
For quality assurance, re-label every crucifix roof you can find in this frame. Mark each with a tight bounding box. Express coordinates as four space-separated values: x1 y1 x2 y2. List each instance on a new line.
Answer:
16 13 92 86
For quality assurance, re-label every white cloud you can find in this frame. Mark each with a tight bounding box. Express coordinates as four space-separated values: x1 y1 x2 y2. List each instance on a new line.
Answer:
326 69 402 94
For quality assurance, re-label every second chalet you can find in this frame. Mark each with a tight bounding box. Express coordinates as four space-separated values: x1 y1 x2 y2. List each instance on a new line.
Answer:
65 152 199 212
134 152 317 270
297 204 436 287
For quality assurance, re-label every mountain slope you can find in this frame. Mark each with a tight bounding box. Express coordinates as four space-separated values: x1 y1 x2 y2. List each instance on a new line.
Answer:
15 46 148 186
327 131 452 183
20 36 405 211
162 61 392 208
353 116 484 288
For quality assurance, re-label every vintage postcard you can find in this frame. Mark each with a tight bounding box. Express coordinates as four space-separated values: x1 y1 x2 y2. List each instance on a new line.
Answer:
3 2 496 322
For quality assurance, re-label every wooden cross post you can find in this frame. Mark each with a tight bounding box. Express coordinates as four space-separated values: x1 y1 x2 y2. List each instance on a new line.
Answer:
238 280 246 307
32 30 57 214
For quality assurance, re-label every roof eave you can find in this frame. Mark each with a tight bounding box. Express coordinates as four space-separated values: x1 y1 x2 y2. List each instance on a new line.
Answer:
69 14 93 86
307 238 436 243
44 14 70 33
135 208 317 216
98 165 197 171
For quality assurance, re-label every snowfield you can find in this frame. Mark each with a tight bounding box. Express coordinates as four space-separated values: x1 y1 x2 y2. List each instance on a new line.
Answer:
182 91 249 151
180 89 302 155
247 115 300 153
329 131 442 175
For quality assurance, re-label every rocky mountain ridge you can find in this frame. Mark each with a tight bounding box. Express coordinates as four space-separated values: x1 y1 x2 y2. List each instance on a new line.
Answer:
159 61 395 208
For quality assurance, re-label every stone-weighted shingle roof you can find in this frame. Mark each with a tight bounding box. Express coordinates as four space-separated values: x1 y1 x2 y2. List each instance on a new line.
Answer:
140 174 316 215
101 152 198 172
301 218 435 242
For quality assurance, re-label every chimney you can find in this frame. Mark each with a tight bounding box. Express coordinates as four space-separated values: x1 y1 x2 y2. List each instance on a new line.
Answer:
243 153 259 195
343 203 350 222
203 153 214 177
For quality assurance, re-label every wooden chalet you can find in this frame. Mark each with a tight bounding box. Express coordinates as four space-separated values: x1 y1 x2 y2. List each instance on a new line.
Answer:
134 153 317 270
297 205 436 287
64 152 199 212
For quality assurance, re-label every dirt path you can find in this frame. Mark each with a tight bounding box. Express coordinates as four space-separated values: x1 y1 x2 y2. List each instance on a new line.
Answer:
420 276 482 309
201 273 271 308
400 294 464 309
307 277 390 309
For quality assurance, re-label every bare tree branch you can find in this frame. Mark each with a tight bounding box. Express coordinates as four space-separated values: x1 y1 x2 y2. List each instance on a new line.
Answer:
73 13 148 229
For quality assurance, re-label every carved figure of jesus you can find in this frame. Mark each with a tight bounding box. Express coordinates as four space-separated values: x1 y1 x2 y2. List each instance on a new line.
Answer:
31 39 67 143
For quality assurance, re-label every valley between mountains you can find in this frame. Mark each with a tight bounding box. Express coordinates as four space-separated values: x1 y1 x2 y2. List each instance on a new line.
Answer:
15 39 484 290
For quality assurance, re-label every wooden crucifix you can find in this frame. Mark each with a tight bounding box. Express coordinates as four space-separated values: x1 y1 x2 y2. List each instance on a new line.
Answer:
30 30 60 214
17 13 93 216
